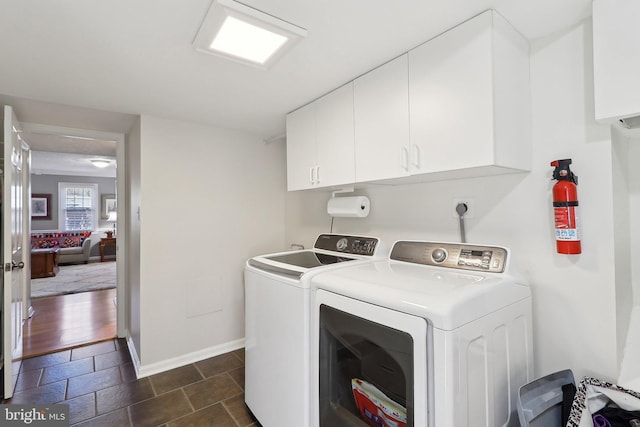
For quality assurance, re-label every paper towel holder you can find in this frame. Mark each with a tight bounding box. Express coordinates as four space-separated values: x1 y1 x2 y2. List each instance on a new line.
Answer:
327 193 370 218
331 186 355 198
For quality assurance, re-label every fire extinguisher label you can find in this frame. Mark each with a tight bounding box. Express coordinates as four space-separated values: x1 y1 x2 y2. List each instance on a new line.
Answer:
554 206 581 241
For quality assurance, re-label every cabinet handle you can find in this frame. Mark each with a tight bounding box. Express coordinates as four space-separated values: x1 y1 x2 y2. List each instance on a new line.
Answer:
310 166 320 184
412 144 421 169
401 147 409 171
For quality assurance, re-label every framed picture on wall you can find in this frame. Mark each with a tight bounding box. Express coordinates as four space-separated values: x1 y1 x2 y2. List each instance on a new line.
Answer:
101 194 117 219
31 194 51 220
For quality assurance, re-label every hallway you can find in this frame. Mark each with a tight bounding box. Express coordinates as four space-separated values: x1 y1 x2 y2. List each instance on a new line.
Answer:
23 288 117 358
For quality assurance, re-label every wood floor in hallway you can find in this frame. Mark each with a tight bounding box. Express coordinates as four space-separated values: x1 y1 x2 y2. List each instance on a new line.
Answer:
23 288 117 358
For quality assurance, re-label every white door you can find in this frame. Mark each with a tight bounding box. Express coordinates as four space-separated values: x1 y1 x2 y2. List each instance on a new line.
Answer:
2 105 28 399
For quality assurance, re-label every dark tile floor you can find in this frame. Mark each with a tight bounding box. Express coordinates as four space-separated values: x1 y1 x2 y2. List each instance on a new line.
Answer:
3 339 261 426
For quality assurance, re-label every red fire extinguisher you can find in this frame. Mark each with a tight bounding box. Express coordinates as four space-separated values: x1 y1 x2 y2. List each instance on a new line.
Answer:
550 159 581 254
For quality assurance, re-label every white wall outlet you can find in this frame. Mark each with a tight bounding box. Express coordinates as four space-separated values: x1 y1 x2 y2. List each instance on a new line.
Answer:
452 198 475 219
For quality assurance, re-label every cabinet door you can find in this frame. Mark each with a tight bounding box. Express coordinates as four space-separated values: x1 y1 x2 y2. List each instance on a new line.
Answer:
593 0 640 122
286 102 317 191
354 54 410 182
315 84 355 188
409 11 494 173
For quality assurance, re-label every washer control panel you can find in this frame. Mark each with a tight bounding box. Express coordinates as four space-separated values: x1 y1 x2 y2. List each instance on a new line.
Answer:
314 234 380 256
390 241 508 273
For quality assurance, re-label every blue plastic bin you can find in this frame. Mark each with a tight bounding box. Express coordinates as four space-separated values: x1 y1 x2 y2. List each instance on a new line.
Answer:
517 370 575 427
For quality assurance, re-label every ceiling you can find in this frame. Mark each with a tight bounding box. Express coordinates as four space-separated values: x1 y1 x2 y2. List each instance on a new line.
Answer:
0 0 592 152
31 150 116 178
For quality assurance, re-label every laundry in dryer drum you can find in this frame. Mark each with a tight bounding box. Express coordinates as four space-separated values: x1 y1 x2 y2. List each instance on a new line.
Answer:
352 378 407 427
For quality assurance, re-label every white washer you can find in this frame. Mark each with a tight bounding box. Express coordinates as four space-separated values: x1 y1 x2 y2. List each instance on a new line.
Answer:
310 240 533 427
244 234 386 427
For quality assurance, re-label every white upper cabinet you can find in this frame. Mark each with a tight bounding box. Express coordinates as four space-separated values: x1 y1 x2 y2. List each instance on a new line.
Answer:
286 10 531 191
593 0 640 123
409 10 531 179
354 54 410 182
286 84 355 191
286 102 317 191
315 84 355 189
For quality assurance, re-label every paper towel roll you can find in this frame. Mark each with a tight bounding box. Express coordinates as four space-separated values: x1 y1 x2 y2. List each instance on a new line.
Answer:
327 196 370 218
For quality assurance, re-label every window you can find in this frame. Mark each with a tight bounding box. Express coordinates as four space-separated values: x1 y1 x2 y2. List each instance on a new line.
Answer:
58 183 99 231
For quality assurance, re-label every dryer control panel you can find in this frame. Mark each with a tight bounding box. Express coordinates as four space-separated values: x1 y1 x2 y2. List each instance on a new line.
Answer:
390 241 508 273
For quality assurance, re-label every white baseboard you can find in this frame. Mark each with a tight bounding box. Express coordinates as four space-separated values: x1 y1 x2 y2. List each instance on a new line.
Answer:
127 337 245 379
125 335 142 378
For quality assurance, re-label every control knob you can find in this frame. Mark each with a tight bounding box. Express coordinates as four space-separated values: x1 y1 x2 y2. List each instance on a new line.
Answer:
336 238 348 251
431 248 447 263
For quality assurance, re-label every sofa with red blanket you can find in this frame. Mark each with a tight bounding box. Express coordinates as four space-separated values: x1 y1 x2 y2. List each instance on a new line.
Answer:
30 231 92 264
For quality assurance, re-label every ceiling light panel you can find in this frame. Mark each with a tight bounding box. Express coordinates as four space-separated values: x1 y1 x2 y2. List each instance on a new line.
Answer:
193 0 307 69
211 16 288 64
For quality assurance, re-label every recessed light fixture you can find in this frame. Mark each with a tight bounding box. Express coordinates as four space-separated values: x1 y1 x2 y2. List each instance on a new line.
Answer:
90 159 111 168
193 0 307 69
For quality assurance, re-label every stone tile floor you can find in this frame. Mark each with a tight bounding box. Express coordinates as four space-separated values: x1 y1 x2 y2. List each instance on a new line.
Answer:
3 339 261 426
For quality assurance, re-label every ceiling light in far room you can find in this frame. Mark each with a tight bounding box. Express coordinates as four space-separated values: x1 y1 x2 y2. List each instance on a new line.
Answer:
90 159 111 168
193 0 307 69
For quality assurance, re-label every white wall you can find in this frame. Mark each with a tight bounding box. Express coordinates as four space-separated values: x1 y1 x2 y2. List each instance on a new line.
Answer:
611 126 633 366
629 135 640 303
612 125 640 386
135 115 286 372
284 19 620 381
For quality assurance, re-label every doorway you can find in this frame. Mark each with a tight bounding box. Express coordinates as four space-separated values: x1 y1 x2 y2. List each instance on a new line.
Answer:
23 289 117 357
20 122 126 357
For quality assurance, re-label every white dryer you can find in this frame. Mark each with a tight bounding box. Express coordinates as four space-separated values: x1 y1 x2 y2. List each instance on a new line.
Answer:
310 240 533 427
244 234 386 427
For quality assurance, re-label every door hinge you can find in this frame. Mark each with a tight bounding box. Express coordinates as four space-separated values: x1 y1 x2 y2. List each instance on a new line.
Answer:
4 263 11 272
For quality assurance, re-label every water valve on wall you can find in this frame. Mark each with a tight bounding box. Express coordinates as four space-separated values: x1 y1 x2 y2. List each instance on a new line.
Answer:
456 202 468 243
452 198 474 243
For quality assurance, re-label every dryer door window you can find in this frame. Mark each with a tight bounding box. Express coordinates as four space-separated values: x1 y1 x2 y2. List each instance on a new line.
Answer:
319 305 411 426
316 291 431 427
